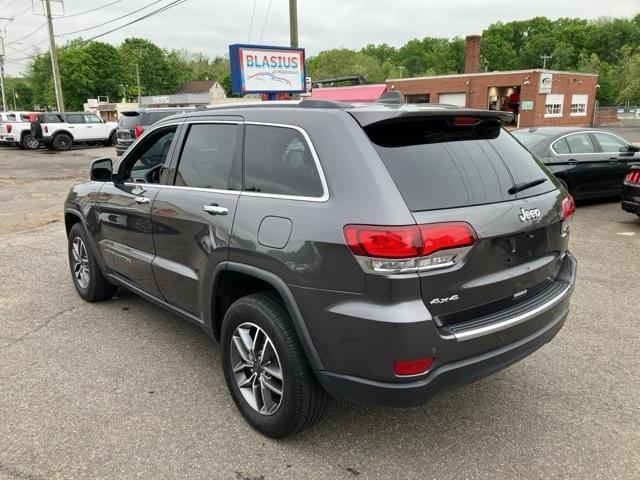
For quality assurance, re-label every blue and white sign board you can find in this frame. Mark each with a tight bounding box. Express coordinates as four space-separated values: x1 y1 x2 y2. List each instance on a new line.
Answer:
229 44 306 94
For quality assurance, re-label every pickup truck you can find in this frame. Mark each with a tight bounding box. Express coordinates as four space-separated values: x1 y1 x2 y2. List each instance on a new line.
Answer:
0 112 40 149
31 112 117 151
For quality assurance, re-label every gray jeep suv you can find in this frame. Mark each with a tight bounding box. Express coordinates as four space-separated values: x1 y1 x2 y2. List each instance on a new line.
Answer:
64 100 577 437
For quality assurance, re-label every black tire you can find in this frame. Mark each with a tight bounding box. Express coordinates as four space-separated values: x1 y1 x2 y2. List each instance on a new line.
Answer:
53 133 72 151
21 133 40 150
557 177 570 195
105 130 117 146
68 223 117 302
221 292 329 438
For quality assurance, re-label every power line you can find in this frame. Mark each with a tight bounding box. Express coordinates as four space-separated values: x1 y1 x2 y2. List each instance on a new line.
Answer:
247 0 257 42
56 0 168 38
5 23 47 46
61 0 123 19
80 0 190 43
5 0 190 65
0 0 20 11
258 0 274 43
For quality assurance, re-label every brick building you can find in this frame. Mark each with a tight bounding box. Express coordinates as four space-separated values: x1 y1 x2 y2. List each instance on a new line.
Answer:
386 36 599 128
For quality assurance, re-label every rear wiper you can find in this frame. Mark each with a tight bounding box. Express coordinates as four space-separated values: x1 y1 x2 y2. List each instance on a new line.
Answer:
508 178 547 195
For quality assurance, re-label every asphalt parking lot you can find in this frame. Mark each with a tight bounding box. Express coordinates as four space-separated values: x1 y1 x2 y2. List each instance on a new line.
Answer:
1 144 639 480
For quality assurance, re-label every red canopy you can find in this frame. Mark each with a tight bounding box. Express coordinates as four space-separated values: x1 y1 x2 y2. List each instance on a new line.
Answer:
310 84 388 103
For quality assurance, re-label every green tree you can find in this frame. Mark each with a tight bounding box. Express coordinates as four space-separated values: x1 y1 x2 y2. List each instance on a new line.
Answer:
3 77 33 110
118 37 177 98
615 46 640 104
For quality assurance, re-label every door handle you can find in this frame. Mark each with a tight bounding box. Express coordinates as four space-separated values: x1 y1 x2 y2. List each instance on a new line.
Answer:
133 196 150 204
567 158 578 163
608 157 618 162
203 204 228 215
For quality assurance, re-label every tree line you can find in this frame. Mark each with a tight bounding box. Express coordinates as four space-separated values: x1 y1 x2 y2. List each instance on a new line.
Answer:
4 14 640 111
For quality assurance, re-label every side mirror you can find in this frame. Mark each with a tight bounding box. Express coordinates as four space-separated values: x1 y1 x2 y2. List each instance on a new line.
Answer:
90 157 113 181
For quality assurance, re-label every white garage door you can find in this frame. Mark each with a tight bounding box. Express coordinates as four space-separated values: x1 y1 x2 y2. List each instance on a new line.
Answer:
438 93 466 107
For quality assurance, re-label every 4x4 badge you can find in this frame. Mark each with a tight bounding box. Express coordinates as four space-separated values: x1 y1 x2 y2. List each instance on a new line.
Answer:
519 207 541 222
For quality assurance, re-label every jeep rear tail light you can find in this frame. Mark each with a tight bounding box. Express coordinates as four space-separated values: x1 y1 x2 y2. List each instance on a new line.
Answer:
5 124 11 133
134 126 144 139
561 195 576 237
561 196 576 221
44 126 48 134
343 222 476 274
625 169 640 184
393 357 434 376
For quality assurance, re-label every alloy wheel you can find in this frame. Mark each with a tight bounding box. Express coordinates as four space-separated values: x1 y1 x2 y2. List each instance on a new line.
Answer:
26 136 39 149
230 322 284 415
71 237 90 289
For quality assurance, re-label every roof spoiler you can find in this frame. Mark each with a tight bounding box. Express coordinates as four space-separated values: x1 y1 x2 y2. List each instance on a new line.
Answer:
350 108 514 127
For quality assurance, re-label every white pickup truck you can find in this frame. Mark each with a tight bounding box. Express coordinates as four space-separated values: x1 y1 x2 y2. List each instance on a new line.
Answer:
31 112 117 151
0 112 40 149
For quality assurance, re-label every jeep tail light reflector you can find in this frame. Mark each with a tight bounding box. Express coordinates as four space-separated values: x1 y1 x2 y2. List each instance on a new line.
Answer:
393 357 434 376
343 222 476 274
134 125 145 139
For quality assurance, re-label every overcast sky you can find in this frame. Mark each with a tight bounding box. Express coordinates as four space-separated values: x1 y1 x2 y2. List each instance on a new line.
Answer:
2 0 639 75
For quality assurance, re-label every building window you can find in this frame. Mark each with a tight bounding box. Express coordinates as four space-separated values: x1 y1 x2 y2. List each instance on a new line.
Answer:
544 94 564 117
406 94 430 104
570 94 588 116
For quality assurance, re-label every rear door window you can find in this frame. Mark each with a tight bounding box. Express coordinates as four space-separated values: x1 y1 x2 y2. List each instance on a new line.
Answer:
66 114 84 124
364 117 554 211
243 125 324 198
552 138 570 154
564 133 596 154
174 123 239 190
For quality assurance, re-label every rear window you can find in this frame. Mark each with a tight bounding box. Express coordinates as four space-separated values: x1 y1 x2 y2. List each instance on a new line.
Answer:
140 110 180 126
119 112 140 128
365 117 554 211
512 130 552 148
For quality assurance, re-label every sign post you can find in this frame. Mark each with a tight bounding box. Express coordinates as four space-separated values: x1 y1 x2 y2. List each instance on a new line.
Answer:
229 44 306 99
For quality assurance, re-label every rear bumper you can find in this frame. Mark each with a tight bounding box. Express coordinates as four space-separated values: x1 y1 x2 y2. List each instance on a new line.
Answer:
314 252 577 407
0 134 17 143
115 141 133 156
316 305 567 407
622 184 640 214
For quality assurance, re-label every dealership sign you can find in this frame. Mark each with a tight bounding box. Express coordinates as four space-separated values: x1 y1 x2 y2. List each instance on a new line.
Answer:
229 44 306 94
539 73 553 94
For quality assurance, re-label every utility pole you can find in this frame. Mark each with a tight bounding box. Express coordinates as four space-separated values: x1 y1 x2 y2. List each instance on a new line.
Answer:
288 0 298 48
0 35 6 112
0 19 13 112
135 63 141 105
540 54 553 70
44 0 64 111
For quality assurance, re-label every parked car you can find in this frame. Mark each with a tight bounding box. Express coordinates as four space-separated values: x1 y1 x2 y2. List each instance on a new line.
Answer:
31 112 117 151
115 108 193 156
0 111 40 149
622 164 640 216
65 101 577 437
512 127 640 199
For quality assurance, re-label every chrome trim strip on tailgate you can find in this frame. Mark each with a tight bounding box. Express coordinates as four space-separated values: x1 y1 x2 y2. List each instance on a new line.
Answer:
449 283 572 341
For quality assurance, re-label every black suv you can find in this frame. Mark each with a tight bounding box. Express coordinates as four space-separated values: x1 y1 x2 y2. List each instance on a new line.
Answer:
115 108 192 156
64 101 577 437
